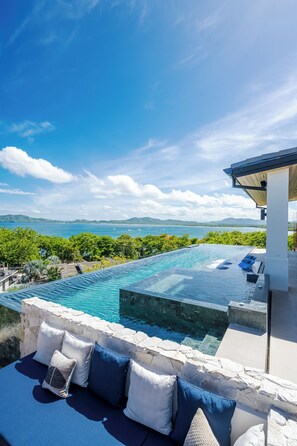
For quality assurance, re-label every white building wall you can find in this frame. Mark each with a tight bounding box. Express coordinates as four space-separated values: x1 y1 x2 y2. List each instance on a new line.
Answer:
265 168 289 291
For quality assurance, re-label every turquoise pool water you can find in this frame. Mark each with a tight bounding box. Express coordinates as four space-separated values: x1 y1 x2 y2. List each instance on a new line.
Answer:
1 244 253 352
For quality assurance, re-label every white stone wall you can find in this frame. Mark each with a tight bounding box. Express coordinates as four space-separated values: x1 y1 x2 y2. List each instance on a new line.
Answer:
267 409 297 446
21 297 297 443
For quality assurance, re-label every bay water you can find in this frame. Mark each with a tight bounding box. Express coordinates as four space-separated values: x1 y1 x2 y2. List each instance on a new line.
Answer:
0 221 263 239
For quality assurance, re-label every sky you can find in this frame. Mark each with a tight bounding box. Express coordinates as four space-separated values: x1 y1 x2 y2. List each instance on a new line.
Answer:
1 0 297 222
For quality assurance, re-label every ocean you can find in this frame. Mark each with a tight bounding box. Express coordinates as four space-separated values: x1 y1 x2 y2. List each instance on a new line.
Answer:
0 222 263 239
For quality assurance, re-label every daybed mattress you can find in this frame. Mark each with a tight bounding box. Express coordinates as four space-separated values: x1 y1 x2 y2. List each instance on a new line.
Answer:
0 354 176 446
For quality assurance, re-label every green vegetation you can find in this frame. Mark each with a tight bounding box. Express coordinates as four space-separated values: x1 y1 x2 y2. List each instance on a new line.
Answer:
0 228 40 266
0 227 294 280
22 260 47 282
83 257 127 272
38 235 79 262
0 228 195 267
46 266 62 282
201 230 267 248
201 230 294 250
0 305 20 329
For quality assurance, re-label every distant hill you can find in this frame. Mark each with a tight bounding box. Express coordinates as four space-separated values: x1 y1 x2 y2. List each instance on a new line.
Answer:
0 214 61 223
98 217 202 226
0 214 266 228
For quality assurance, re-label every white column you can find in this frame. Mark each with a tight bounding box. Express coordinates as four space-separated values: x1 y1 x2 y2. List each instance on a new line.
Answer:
265 168 289 291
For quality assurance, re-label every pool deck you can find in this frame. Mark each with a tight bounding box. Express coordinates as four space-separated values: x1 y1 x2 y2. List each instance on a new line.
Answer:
217 250 297 384
216 324 267 370
269 251 297 384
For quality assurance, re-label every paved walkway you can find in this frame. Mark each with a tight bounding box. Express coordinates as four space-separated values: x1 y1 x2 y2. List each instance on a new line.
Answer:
216 324 267 370
269 252 297 383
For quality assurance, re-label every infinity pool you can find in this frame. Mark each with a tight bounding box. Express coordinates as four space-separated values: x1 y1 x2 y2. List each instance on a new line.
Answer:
0 244 253 353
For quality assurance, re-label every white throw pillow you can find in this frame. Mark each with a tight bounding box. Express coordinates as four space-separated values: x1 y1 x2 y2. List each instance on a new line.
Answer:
61 331 93 387
123 360 176 435
33 321 65 366
233 424 265 446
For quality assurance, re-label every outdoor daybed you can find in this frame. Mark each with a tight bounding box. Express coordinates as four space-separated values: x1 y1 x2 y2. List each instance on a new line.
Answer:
0 353 169 446
0 350 240 446
0 295 272 446
0 320 265 446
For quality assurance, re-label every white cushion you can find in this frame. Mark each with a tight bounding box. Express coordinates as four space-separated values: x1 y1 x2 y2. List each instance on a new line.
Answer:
123 360 176 435
33 321 65 366
61 331 93 387
233 424 265 446
42 350 77 398
184 408 219 446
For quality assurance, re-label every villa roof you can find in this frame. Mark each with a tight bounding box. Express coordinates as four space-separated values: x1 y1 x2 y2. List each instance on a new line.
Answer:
224 147 297 206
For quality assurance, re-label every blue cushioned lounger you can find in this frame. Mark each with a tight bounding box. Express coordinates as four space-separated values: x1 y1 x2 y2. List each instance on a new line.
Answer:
0 354 177 446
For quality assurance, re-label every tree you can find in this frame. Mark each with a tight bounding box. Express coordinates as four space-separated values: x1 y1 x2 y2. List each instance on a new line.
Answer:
69 233 101 261
38 235 80 262
22 260 47 282
114 234 141 259
46 266 62 281
0 228 40 266
46 255 61 265
97 236 115 257
200 230 267 248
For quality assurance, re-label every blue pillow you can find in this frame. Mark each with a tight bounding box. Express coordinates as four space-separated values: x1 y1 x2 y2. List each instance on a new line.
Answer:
171 378 236 446
88 342 130 407
238 261 252 271
245 255 256 261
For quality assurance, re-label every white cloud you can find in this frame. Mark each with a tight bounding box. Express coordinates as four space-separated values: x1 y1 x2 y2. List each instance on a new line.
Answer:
196 8 223 32
0 188 35 195
85 172 254 212
9 120 55 140
174 47 211 70
55 0 100 20
137 199 258 221
38 32 58 45
193 77 297 162
103 76 297 200
133 138 166 154
0 147 76 183
24 169 258 222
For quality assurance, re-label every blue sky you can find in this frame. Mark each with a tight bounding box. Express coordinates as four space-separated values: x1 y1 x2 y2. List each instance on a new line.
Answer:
1 0 297 221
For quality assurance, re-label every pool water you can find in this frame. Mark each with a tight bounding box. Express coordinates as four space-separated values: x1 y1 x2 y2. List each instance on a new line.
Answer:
1 244 253 353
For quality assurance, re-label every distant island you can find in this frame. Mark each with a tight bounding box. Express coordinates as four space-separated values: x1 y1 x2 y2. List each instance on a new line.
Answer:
0 214 266 228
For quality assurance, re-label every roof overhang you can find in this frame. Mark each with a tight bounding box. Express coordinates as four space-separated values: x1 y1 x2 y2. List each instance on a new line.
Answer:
224 147 297 206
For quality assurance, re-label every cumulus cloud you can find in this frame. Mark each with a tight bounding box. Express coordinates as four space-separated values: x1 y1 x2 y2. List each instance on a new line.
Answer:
0 147 76 183
25 169 258 222
137 199 258 221
85 172 254 210
8 120 55 140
